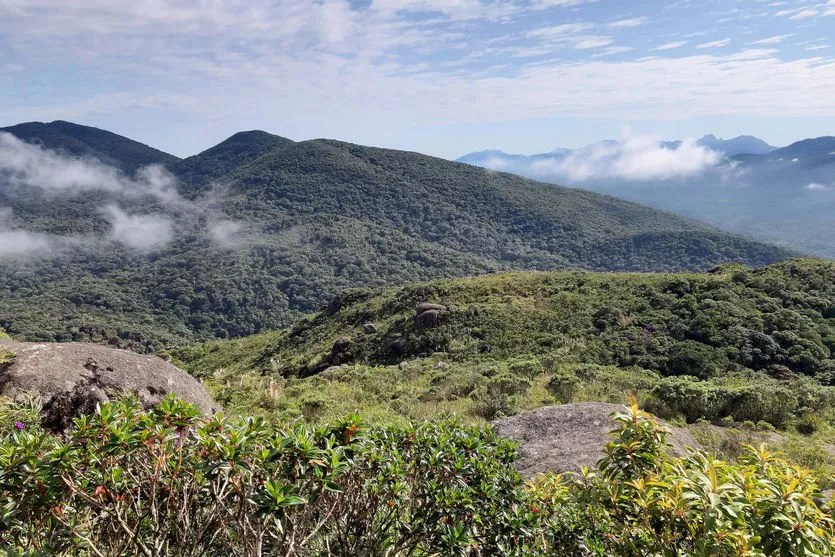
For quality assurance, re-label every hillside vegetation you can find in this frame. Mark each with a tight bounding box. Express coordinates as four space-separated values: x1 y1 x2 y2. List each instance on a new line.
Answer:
169 258 835 430
0 122 792 351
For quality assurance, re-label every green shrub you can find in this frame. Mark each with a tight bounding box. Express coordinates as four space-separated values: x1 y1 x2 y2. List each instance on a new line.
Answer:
472 372 532 419
547 372 580 403
0 397 535 556
3 399 835 556
528 404 835 556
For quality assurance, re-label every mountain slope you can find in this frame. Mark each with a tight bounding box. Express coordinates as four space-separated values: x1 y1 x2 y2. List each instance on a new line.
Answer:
170 130 296 191
457 135 834 258
0 123 794 350
168 258 835 426
0 120 180 174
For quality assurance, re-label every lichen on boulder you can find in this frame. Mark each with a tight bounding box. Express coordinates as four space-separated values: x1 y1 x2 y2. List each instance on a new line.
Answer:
0 338 220 431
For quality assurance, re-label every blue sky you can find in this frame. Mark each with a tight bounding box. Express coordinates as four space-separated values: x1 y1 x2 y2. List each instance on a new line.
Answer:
2 0 835 159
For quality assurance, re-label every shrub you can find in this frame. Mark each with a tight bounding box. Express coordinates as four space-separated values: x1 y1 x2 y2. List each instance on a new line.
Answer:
529 404 835 556
472 372 532 419
547 372 580 403
0 396 536 556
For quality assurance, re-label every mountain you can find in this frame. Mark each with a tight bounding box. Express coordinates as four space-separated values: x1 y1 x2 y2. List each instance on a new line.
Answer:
459 135 775 168
170 130 296 191
457 134 833 258
0 122 793 351
696 134 775 156
0 120 180 173
168 258 835 428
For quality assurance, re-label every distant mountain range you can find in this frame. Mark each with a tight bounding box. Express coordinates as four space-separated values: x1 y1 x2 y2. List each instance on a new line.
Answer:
0 121 793 350
458 134 835 258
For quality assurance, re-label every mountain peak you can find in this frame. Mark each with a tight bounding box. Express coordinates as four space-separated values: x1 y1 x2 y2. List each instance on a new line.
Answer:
0 120 179 173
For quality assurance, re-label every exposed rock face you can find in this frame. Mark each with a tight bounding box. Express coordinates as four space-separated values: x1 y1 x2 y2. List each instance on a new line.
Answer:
0 339 221 431
492 403 697 478
417 303 447 314
414 302 448 331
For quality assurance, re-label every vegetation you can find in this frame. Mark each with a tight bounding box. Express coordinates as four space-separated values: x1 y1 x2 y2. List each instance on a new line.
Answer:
0 122 792 351
168 258 835 429
0 121 178 174
3 397 833 556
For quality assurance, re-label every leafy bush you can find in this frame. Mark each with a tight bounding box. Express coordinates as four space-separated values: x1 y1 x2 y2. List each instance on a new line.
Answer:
0 396 534 556
3 399 835 556
528 404 835 556
547 371 580 403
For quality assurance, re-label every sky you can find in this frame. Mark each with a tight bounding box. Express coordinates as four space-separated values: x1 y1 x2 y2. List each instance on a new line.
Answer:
2 0 835 159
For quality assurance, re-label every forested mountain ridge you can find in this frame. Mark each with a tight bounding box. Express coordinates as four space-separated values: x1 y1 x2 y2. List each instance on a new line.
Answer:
0 120 180 173
458 134 835 258
0 121 795 351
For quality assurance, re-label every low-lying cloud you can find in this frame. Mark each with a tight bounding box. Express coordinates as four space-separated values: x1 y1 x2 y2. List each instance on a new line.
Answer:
0 206 87 257
481 136 727 183
103 205 174 252
0 133 246 258
0 132 180 203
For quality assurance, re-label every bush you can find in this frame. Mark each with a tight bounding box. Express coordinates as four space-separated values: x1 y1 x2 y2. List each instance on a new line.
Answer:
528 404 835 556
0 396 535 556
472 372 532 419
547 372 580 403
3 399 835 556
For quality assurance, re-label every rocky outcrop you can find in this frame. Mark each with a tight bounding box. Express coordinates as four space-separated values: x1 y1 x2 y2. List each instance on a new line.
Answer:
414 303 448 331
0 339 220 431
492 403 697 478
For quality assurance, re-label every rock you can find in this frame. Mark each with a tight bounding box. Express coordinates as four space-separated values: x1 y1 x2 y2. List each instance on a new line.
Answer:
363 323 378 334
331 338 351 355
398 361 409 370
417 303 447 314
388 337 410 356
436 361 449 370
414 309 443 331
492 403 697 478
0 339 221 432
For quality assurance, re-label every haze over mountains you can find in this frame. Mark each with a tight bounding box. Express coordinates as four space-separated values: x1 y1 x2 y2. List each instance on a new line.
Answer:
0 121 792 350
458 134 835 258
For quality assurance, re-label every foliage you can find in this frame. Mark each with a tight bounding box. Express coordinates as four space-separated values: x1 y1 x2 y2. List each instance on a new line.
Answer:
0 396 534 556
529 404 835 557
170 259 835 428
0 123 793 350
3 399 834 556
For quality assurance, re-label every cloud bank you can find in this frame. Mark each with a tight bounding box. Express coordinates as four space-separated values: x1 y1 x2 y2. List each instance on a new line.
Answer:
481 137 727 182
0 133 245 257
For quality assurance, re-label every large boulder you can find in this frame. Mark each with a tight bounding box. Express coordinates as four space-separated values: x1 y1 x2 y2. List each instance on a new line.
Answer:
0 339 221 431
492 403 697 478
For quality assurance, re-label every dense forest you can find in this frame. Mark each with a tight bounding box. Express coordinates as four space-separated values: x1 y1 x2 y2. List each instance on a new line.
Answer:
0 122 793 351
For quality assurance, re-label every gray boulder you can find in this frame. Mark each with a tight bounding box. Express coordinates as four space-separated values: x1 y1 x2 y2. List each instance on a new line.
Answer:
492 403 697 478
0 339 221 431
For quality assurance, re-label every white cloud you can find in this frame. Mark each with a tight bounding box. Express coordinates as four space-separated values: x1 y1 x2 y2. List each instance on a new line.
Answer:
805 183 830 190
574 37 612 49
595 46 634 57
0 206 89 258
749 34 792 45
480 137 726 182
0 132 181 204
527 23 595 38
697 39 731 49
102 205 174 251
807 44 830 50
607 17 648 29
208 220 247 249
789 8 819 19
654 41 687 51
